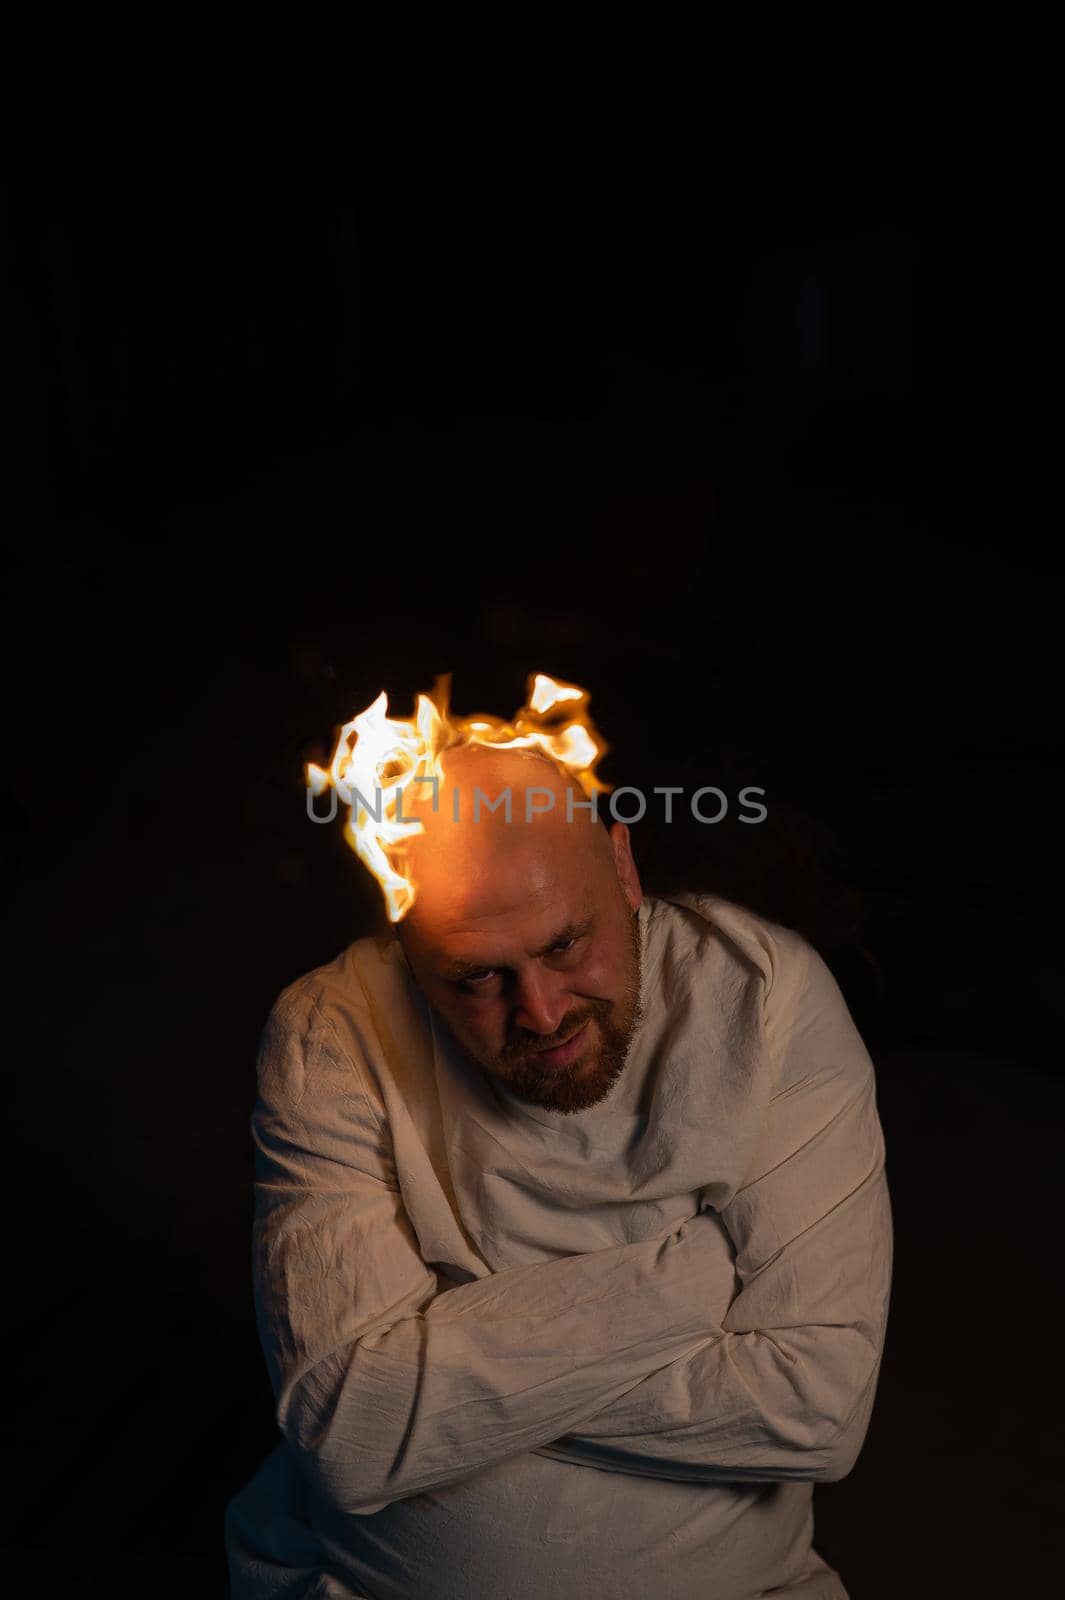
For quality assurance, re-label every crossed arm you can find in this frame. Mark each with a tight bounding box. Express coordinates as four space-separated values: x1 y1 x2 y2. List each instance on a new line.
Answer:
250 940 892 1515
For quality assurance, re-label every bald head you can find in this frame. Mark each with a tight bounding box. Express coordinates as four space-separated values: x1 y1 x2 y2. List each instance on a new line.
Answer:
399 744 611 932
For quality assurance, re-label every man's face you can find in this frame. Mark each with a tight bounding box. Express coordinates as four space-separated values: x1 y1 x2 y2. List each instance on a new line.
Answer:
397 750 643 1114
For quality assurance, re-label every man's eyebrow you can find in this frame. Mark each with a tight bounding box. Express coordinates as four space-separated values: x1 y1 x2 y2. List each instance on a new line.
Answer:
441 917 594 981
441 956 495 981
533 916 594 959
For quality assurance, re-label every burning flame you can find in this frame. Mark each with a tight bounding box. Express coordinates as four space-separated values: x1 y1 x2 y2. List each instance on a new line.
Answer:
307 672 611 921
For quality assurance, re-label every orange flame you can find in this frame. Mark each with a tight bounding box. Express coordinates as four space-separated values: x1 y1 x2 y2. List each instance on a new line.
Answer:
307 672 611 921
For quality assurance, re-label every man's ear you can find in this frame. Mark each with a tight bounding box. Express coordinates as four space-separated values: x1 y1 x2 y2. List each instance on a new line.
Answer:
608 821 643 912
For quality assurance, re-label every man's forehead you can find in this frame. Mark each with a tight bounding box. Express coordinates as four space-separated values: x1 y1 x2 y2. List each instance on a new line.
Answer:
398 746 611 959
404 779 603 888
404 877 595 965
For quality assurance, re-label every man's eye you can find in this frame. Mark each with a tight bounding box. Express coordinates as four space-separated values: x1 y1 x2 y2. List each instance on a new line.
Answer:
461 970 497 989
552 939 576 954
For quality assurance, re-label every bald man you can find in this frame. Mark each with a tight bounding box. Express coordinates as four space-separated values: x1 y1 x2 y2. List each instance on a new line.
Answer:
225 747 893 1600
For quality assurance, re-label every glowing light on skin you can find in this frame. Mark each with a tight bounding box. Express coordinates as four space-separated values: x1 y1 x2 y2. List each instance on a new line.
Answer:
307 673 610 921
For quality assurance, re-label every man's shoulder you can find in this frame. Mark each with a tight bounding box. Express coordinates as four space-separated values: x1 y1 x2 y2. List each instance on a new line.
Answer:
659 892 870 1085
262 934 410 1055
651 889 812 999
256 935 414 1110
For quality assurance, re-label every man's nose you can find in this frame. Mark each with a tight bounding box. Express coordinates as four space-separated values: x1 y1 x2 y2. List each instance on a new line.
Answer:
512 969 570 1037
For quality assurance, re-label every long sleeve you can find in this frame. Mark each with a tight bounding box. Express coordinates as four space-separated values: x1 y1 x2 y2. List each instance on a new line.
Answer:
533 936 893 1486
251 985 741 1516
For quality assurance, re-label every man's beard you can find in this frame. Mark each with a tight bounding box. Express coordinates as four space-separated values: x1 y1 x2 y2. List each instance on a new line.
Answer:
474 910 643 1115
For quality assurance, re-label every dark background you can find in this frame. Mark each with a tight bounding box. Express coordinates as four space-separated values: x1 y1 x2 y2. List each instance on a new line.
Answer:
3 163 1060 1596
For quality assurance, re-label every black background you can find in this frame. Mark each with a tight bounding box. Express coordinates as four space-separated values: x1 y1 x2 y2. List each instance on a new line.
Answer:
3 150 1061 1597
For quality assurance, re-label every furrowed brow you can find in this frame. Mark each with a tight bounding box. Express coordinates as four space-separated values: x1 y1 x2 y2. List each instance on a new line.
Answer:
442 956 497 981
440 916 594 981
533 915 594 958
